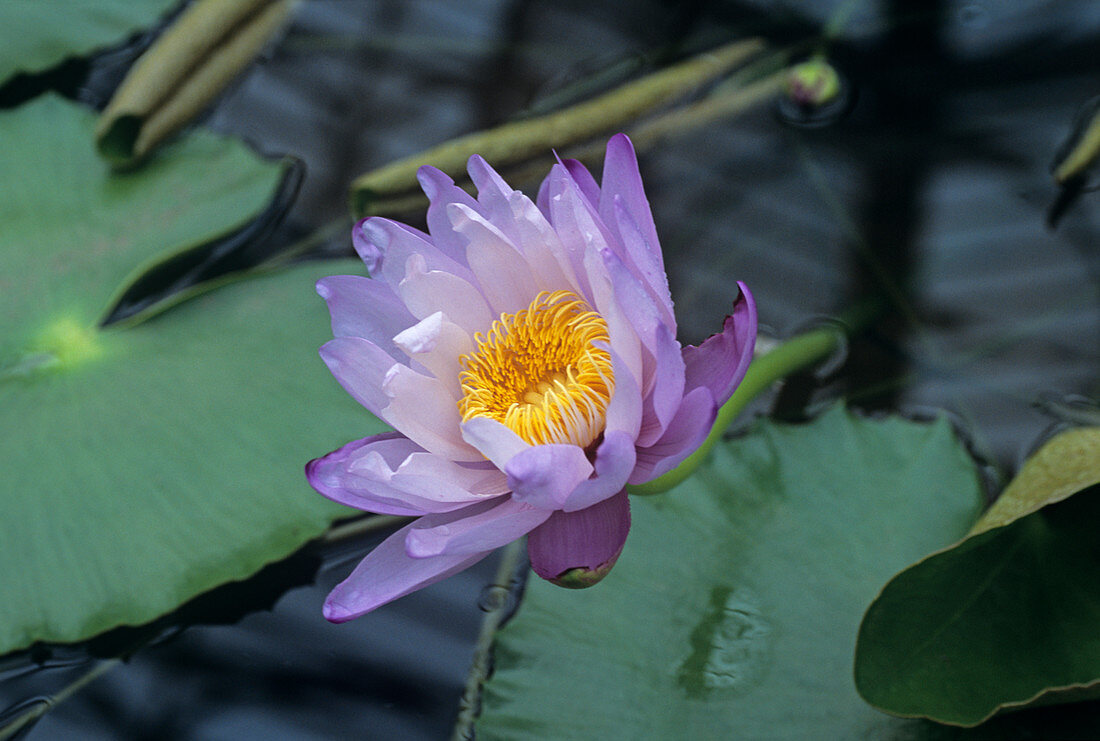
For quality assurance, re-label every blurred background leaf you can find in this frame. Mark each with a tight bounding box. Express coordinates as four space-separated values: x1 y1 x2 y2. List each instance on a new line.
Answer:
0 0 176 85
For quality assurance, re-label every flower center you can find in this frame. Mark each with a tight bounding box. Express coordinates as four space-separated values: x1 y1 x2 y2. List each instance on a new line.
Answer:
458 290 614 448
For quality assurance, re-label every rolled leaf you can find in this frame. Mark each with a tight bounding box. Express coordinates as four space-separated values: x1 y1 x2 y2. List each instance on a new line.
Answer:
96 0 294 167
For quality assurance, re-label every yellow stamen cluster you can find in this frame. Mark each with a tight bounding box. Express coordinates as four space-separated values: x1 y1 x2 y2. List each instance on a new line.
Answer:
458 290 614 448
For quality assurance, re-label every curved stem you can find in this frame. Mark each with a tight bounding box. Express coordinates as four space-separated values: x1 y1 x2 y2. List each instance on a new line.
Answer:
626 323 850 496
451 539 526 741
0 659 121 740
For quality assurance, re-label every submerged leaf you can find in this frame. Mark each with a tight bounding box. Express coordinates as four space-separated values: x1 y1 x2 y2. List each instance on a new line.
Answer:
855 426 1100 726
474 406 983 738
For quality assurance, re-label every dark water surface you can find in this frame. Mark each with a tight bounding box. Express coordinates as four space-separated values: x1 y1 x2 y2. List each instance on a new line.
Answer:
3 0 1099 738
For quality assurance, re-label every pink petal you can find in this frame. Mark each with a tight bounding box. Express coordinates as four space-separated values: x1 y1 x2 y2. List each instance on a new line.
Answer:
682 283 758 406
559 430 636 512
503 444 594 510
316 275 416 361
527 490 631 587
319 336 398 418
397 252 493 335
460 416 530 469
380 363 482 462
323 510 493 622
629 385 717 484
392 311 473 398
405 497 550 557
391 454 508 504
505 190 581 294
447 202 538 315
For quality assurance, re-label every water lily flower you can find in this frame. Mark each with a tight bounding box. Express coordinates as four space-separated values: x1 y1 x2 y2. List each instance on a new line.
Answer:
307 134 756 621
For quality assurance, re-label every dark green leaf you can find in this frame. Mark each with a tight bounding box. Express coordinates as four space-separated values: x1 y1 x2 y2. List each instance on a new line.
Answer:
855 426 1100 726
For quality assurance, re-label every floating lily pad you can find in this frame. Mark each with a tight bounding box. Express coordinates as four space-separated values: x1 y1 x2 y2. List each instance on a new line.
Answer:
0 94 380 654
475 406 984 738
855 427 1100 726
0 0 176 84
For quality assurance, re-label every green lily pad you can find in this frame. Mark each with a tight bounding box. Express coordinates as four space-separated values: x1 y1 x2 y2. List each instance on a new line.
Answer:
1 259 379 654
474 406 984 738
0 0 176 84
855 427 1100 726
0 94 380 654
1 94 288 349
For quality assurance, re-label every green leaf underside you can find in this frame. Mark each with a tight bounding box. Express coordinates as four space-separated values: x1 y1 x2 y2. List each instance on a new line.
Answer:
0 93 384 654
856 429 1100 726
476 406 984 739
0 94 286 354
0 0 176 83
1 259 382 654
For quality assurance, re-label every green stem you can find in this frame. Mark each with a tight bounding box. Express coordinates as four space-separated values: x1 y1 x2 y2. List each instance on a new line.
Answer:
626 324 848 496
0 659 121 740
452 539 526 741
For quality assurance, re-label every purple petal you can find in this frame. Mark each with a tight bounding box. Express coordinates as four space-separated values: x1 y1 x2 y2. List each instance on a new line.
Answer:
682 283 758 405
599 133 662 273
637 323 686 447
306 434 426 516
504 444 594 510
536 167 555 218
323 511 493 621
447 202 538 315
406 497 550 557
319 336 398 418
602 345 642 439
467 154 518 239
360 216 473 290
559 430 636 512
583 244 643 387
306 434 504 515
611 195 675 328
629 385 717 484
316 275 416 360
547 164 618 299
417 165 482 264
562 158 600 207
351 218 383 275
528 490 631 587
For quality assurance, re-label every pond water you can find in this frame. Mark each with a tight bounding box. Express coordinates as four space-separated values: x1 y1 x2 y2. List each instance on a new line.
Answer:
2 0 1098 738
